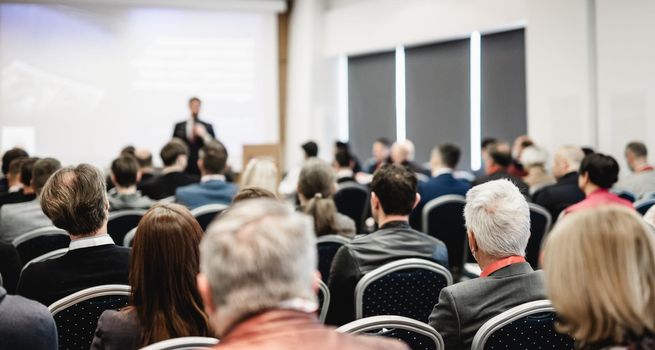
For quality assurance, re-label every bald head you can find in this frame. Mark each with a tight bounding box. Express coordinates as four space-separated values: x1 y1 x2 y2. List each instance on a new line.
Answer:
553 145 584 179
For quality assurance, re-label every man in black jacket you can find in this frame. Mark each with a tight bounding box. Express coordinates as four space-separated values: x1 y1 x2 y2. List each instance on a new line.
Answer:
17 164 130 306
139 139 199 200
172 97 216 175
326 164 449 326
473 142 530 197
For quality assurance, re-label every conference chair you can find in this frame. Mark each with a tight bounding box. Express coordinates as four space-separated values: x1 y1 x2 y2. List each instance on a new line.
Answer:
140 337 219 350
334 182 370 233
12 226 70 264
422 195 467 277
471 300 574 350
355 258 452 322
190 203 228 231
526 203 552 269
317 279 330 324
634 198 655 216
49 284 130 350
123 227 137 247
337 315 445 350
641 191 655 200
316 234 351 283
21 248 68 273
107 209 146 245
613 189 636 203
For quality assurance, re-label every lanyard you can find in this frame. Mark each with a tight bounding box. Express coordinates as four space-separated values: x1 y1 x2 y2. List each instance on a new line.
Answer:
480 256 526 277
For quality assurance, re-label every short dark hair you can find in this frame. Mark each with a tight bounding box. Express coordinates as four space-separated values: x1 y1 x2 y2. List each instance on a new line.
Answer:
481 138 497 150
301 141 318 158
33 158 62 195
189 97 201 105
582 147 595 156
232 187 277 203
375 137 392 148
120 145 136 156
199 142 227 174
626 142 648 158
335 150 352 168
579 153 620 189
2 148 28 175
111 155 139 187
20 157 39 187
135 150 153 168
335 141 349 152
160 139 189 166
487 142 513 168
370 164 417 216
437 144 461 168
7 157 26 177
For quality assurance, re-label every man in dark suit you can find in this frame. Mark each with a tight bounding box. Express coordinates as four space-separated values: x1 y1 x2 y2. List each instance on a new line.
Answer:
0 242 22 294
140 139 199 200
532 145 586 220
17 164 130 306
473 141 530 197
0 148 28 194
429 179 545 350
410 144 471 231
326 164 449 326
172 97 216 175
176 141 237 209
0 157 36 208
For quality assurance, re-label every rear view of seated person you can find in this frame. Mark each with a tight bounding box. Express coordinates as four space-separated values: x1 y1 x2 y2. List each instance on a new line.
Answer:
108 155 154 211
0 147 28 194
0 157 35 207
176 142 237 209
0 158 61 244
473 141 530 197
17 164 130 306
0 241 22 294
140 139 199 200
326 164 448 326
134 148 157 186
298 158 356 238
428 179 545 350
91 204 213 349
334 150 357 184
0 283 58 349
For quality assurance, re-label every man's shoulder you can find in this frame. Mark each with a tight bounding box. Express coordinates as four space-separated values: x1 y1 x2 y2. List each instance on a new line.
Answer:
0 293 54 322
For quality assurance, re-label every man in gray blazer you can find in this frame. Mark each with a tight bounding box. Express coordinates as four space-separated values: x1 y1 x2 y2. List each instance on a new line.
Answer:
428 179 545 350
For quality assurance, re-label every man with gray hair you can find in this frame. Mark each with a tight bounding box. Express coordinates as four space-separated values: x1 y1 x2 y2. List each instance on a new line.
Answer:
197 199 407 350
615 141 655 199
428 179 545 350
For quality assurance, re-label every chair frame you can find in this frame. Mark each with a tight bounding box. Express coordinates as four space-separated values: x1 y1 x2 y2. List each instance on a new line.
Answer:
190 203 229 218
139 336 219 350
336 315 445 350
48 284 131 314
529 203 552 235
21 248 69 272
354 258 453 319
471 299 555 350
123 227 138 247
316 234 351 245
317 279 330 323
634 198 655 215
335 182 371 232
421 195 467 236
108 209 148 221
12 226 68 247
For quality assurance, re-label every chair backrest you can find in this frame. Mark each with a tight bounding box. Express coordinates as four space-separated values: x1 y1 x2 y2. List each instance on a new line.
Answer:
317 279 330 324
635 198 655 216
612 189 636 203
316 234 351 282
422 195 467 274
123 226 138 247
334 183 370 233
139 337 219 350
641 191 655 200
49 284 131 350
526 203 552 269
190 204 228 231
337 315 445 350
158 195 176 204
355 258 452 322
12 226 70 264
21 248 68 272
471 299 574 350
107 209 147 245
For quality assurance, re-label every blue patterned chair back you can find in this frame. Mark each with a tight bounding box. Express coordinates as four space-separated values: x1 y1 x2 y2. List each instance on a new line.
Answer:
13 228 70 264
635 198 655 216
334 183 370 233
355 258 452 322
49 285 130 350
422 195 467 274
471 300 574 350
316 235 350 282
613 190 636 203
107 210 146 244
526 204 552 269
337 315 445 350
191 204 228 231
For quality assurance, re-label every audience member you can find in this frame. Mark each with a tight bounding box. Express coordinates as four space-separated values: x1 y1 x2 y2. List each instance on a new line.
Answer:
532 145 586 220
176 142 236 209
279 141 319 199
363 137 391 174
473 142 530 197
232 187 277 204
0 285 58 349
239 158 278 195
429 179 544 350
473 137 498 178
543 206 655 349
298 159 355 238
410 144 471 231
134 148 157 185
327 164 448 325
508 135 533 177
335 141 362 173
0 147 28 194
4 157 26 193
173 97 216 175
197 199 407 350
0 157 36 207
91 204 213 349
17 164 130 306
108 155 154 211
565 153 632 214
0 241 21 294
140 139 199 200
615 141 655 199
334 150 356 184
390 139 429 176
0 158 61 244
520 145 555 195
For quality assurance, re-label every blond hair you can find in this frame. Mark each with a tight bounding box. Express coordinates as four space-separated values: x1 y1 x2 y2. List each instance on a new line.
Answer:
239 158 278 194
542 205 655 345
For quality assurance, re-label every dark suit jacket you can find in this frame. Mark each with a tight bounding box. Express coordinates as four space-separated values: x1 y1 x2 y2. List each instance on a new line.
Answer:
0 287 58 350
139 172 199 200
17 244 130 306
0 190 36 208
0 242 22 294
473 170 530 198
91 309 139 350
410 173 471 231
428 263 545 350
532 172 585 221
175 179 238 209
326 221 449 326
173 120 215 175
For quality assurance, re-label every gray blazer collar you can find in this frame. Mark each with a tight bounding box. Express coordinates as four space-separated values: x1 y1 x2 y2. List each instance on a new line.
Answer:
489 262 535 278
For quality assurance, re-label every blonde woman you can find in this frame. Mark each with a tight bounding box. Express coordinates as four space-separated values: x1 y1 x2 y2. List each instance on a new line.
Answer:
542 205 655 349
240 158 278 195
